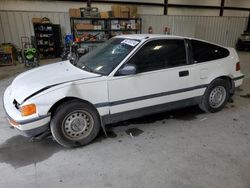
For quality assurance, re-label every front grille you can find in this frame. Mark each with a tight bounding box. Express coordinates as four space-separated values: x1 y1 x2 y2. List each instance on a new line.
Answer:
13 99 20 110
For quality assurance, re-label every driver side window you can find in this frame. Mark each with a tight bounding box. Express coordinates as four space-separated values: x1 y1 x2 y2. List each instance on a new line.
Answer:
127 39 187 73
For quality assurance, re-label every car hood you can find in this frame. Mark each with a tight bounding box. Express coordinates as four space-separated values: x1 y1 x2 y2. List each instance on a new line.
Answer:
10 61 100 103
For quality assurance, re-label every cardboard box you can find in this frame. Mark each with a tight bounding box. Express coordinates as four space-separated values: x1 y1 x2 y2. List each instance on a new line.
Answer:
32 18 42 24
75 23 94 30
69 8 76 17
128 6 138 18
111 24 120 30
121 6 129 12
69 8 81 18
100 12 109 19
121 6 130 18
75 9 81 17
94 25 102 30
112 5 121 18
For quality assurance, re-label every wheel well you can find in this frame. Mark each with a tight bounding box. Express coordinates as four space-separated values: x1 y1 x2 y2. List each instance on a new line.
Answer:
48 97 106 135
48 97 99 117
214 76 234 94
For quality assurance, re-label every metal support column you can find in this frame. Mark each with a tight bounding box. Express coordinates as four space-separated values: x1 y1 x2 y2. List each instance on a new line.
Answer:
164 0 168 15
220 0 225 16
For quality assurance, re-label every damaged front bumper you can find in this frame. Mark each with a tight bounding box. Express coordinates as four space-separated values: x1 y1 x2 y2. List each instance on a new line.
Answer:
3 86 50 137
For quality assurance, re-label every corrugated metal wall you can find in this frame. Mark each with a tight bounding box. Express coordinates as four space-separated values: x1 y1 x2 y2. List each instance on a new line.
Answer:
0 11 71 47
141 15 248 47
0 11 248 48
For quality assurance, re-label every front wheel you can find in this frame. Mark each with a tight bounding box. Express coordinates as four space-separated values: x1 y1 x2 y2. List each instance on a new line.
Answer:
199 79 230 113
51 100 100 147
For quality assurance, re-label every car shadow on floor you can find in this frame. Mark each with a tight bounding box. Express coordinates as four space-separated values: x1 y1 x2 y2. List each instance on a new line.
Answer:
95 105 205 142
0 105 204 168
0 135 64 168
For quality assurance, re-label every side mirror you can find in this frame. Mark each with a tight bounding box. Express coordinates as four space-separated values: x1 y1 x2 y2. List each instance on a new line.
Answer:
118 64 136 75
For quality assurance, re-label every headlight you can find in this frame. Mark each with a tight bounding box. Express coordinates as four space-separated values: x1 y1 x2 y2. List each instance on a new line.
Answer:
20 104 36 116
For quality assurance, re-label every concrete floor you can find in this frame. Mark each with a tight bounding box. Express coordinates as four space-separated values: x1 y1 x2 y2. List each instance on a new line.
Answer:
0 53 250 188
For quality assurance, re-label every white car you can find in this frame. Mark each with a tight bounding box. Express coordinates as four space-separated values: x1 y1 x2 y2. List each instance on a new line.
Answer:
3 34 244 147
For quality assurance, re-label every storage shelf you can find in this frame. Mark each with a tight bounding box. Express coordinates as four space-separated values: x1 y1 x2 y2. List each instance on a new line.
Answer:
36 36 53 39
79 40 106 43
109 17 140 20
70 17 142 45
34 23 62 58
76 29 108 32
111 29 139 31
70 17 140 20
37 44 54 46
70 17 107 20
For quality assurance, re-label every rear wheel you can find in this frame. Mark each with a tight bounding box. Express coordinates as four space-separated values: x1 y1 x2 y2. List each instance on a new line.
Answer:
199 79 230 113
50 100 100 147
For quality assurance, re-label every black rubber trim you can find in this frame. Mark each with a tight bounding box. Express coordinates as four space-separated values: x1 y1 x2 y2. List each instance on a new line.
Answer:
233 75 245 81
94 102 110 108
95 84 208 108
102 96 202 125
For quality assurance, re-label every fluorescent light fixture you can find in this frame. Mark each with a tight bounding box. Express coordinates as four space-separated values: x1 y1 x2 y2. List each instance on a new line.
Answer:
96 66 103 70
153 45 162 50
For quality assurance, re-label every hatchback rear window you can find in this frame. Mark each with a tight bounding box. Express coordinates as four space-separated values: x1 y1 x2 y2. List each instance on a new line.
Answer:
191 40 229 63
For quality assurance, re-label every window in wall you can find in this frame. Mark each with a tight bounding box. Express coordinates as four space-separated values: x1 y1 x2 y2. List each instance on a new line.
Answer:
191 40 230 63
127 39 187 73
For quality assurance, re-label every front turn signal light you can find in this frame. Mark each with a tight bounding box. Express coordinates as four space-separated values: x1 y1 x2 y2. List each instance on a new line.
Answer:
21 104 36 116
236 62 241 71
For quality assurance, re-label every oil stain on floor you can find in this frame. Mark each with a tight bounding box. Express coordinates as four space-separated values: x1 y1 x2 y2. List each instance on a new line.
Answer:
0 135 63 168
125 128 144 136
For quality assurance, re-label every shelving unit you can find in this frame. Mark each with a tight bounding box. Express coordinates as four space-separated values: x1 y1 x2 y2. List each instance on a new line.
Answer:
0 44 16 66
70 17 109 44
70 17 142 47
33 23 62 58
0 52 15 66
109 18 142 38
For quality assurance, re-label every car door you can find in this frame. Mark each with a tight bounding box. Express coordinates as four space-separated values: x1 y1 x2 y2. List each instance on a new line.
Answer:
107 38 200 122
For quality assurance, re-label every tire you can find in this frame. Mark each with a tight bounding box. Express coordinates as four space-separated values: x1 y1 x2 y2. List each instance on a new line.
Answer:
199 79 230 113
50 100 100 148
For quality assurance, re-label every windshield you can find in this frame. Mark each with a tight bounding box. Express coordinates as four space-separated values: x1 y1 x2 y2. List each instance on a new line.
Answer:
77 38 140 75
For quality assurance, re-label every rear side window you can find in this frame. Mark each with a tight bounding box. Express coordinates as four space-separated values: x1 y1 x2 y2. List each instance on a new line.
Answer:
191 40 229 63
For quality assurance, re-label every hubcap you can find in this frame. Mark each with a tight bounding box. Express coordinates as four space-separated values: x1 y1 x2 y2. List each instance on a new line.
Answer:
209 86 226 108
62 110 94 140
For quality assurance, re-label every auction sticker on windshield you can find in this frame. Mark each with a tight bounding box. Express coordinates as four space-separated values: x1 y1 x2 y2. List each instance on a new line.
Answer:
121 39 139 46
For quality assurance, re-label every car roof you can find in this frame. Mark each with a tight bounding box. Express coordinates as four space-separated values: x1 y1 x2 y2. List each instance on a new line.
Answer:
115 34 185 40
114 34 227 48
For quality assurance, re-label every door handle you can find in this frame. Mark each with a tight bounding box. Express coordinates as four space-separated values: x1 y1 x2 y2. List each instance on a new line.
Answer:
179 70 189 77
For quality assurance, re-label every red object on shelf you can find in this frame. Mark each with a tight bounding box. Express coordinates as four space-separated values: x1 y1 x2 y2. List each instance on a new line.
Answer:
75 37 80 43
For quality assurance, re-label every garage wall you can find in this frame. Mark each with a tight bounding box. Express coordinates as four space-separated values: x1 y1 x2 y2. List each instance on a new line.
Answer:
141 15 248 47
1 0 250 16
0 11 71 47
0 0 249 48
0 11 247 48
0 0 164 15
